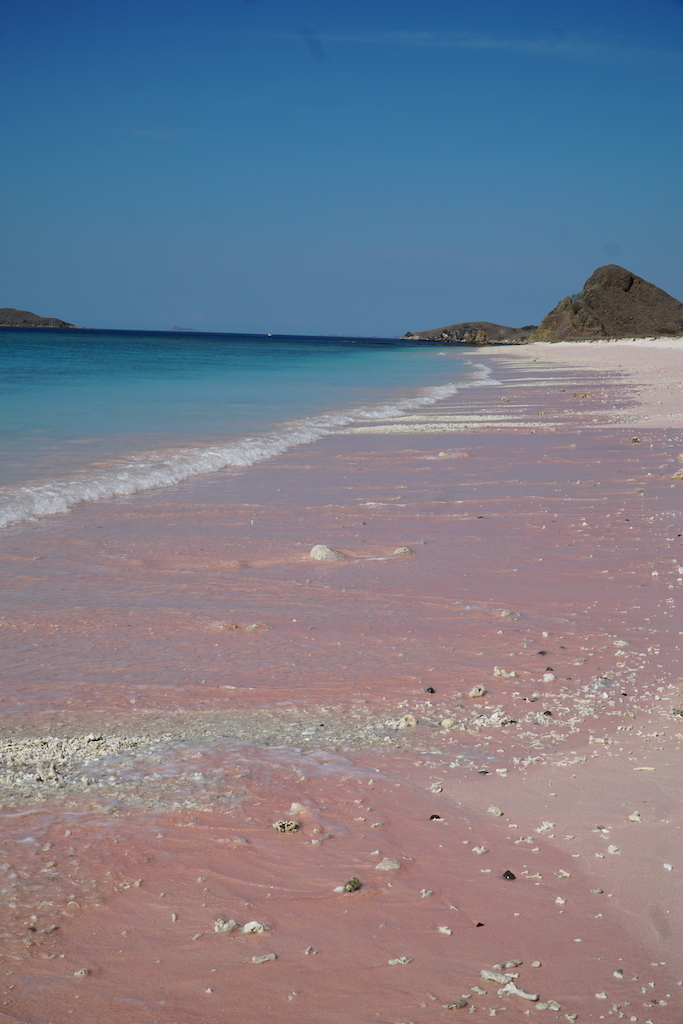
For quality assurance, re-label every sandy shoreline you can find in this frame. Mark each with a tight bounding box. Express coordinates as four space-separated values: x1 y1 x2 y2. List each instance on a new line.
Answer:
0 340 682 1022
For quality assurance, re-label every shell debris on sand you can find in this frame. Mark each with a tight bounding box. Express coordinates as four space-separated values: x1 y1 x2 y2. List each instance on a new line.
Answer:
469 685 487 698
251 953 276 964
393 546 414 555
375 857 401 871
214 918 238 933
388 956 412 965
498 981 539 1002
242 921 268 934
272 819 300 832
481 970 519 984
487 805 504 817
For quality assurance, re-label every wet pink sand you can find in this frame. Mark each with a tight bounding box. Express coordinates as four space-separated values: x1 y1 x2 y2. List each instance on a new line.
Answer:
0 348 682 1022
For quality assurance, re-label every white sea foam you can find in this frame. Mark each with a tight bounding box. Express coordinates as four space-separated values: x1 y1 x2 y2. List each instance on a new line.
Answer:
0 363 497 528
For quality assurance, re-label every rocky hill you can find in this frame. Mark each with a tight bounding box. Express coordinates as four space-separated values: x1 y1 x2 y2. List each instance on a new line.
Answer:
530 265 683 341
0 307 77 329
402 321 536 345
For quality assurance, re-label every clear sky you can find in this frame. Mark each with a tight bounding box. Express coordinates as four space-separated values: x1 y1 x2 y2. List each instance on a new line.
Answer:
2 0 683 335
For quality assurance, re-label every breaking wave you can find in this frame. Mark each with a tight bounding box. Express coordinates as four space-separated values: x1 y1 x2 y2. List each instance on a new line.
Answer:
0 364 496 528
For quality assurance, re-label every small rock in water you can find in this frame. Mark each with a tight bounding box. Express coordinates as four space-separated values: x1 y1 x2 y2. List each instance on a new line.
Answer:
502 870 516 880
488 805 504 817
542 672 556 683
251 953 276 964
628 811 642 823
440 719 455 730
446 1000 468 1009
393 546 414 556
430 782 443 793
343 877 361 892
388 956 412 965
430 814 442 820
375 857 401 871
309 544 345 561
438 926 453 935
273 820 300 832
424 685 435 693
242 921 268 934
470 685 487 698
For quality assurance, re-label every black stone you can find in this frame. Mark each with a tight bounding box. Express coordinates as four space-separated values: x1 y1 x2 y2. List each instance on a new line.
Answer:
424 686 435 693
502 870 516 880
430 814 441 820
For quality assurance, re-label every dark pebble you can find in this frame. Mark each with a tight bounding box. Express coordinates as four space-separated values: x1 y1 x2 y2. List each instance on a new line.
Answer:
502 870 516 880
430 814 441 820
424 686 435 694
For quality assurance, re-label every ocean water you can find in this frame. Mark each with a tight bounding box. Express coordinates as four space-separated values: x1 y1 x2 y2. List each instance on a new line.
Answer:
0 328 493 528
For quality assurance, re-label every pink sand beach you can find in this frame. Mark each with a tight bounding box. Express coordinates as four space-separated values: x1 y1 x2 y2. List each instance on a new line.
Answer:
1 338 682 1023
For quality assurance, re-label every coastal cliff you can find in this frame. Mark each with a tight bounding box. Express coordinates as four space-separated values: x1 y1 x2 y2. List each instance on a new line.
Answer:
0 307 77 329
530 265 683 341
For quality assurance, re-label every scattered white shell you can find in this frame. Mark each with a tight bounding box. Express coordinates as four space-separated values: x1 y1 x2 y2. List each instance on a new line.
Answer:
488 805 504 817
607 845 621 855
554 869 571 878
289 802 307 815
309 544 345 561
535 821 555 834
472 846 488 855
555 897 566 905
481 969 518 984
430 782 443 793
498 982 538 1002
420 889 434 898
439 719 455 730
471 985 487 995
242 921 267 934
73 968 89 977
388 957 412 965
470 685 487 698
628 811 642 822
531 961 542 968
542 672 556 683
396 714 417 730
393 546 414 556
251 953 276 964
375 857 401 871
664 863 673 871
595 992 607 999
537 1000 562 1012
437 926 452 935
214 918 238 933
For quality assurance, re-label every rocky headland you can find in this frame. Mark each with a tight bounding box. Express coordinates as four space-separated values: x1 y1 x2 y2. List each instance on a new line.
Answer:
404 264 683 345
0 307 77 329
530 264 683 341
402 321 537 344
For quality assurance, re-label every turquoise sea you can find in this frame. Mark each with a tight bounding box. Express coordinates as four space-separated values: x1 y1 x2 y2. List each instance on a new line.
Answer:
0 328 494 528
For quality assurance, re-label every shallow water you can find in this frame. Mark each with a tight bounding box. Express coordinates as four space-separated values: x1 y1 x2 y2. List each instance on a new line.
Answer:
1 353 682 1022
0 330 488 526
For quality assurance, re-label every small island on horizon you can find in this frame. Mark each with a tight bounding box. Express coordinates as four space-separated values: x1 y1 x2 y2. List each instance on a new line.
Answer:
0 307 77 329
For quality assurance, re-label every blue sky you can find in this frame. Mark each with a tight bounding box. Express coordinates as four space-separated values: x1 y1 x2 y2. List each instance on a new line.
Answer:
2 0 683 335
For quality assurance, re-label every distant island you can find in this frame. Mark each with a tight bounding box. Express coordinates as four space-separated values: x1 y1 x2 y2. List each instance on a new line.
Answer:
0 307 77 329
403 264 683 344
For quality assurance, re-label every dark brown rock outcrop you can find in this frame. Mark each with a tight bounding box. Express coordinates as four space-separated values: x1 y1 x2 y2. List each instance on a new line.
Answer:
0 308 77 329
402 321 536 345
530 265 683 341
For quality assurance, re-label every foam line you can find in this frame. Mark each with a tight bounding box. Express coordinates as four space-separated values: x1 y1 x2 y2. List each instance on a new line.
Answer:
0 363 497 528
